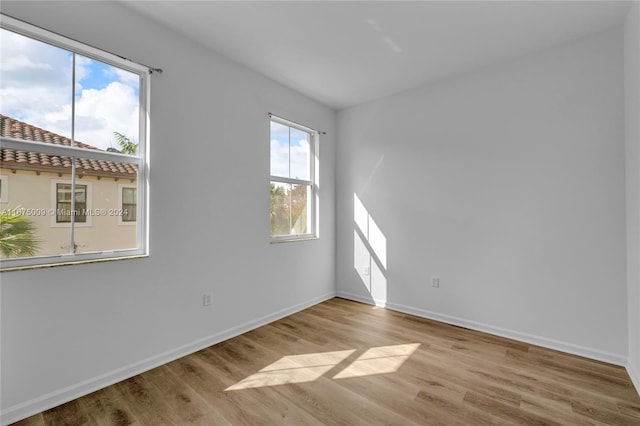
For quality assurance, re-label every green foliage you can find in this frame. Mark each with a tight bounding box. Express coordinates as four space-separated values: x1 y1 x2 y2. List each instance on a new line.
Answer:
270 183 308 236
108 132 138 154
0 208 40 258
270 183 287 234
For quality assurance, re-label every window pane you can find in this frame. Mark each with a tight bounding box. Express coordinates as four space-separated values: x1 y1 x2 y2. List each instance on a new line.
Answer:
0 19 147 268
0 28 72 138
290 128 310 180
122 187 137 222
270 121 289 178
58 184 72 202
122 204 137 222
270 181 291 236
56 183 87 223
291 184 310 235
73 157 138 254
0 165 56 258
122 187 136 204
74 55 140 153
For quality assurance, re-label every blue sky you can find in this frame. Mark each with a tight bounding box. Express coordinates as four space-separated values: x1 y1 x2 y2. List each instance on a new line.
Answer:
78 58 112 91
78 56 140 97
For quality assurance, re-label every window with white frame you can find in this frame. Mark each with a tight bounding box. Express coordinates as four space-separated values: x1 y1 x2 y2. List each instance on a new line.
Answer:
119 185 137 223
56 183 88 223
269 115 318 241
0 15 149 269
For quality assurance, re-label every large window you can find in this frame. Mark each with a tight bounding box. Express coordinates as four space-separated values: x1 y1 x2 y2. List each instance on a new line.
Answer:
0 15 149 269
270 115 318 241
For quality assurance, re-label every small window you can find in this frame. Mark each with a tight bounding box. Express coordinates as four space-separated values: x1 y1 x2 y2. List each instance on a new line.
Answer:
121 187 137 222
0 174 8 203
56 183 87 223
269 115 318 241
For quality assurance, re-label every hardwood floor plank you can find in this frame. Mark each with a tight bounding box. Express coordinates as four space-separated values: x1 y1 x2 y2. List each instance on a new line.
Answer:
618 401 640 420
78 385 141 426
41 399 91 426
10 415 46 426
190 345 324 425
11 298 640 425
572 400 640 425
463 391 564 426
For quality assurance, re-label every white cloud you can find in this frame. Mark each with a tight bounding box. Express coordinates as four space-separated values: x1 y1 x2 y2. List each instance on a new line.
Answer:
114 68 140 86
74 82 139 150
1 28 140 151
0 55 52 72
271 139 289 177
290 139 310 180
0 29 70 88
74 55 93 88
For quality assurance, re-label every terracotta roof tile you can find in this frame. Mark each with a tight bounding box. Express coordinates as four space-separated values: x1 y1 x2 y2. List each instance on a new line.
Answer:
0 115 137 178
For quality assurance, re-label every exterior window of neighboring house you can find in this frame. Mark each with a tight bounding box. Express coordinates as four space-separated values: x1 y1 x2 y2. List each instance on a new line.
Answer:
0 15 150 270
121 187 137 222
56 183 87 223
269 114 319 241
0 174 7 203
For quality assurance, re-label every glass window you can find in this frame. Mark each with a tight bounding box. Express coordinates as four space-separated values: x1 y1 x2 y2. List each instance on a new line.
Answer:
0 16 148 269
269 116 318 241
0 174 7 203
122 187 137 222
56 183 87 223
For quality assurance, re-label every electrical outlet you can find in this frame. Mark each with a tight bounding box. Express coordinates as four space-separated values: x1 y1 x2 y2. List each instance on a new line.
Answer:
203 293 212 306
431 276 439 288
364 266 370 276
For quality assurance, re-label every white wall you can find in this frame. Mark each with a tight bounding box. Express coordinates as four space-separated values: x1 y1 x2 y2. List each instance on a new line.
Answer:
336 28 628 364
0 2 336 423
625 1 640 393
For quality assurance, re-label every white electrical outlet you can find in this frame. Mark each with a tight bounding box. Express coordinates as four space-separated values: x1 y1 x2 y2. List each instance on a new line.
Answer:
431 276 439 288
203 293 212 306
364 266 370 276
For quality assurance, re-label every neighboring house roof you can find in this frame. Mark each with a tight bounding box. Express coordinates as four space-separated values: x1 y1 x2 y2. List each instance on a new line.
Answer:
0 114 137 179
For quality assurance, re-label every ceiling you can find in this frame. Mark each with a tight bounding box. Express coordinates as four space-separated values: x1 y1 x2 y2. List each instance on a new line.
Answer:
122 1 631 110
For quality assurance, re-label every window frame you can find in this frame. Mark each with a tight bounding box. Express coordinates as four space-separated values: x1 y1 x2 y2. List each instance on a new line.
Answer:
0 14 150 270
269 114 319 243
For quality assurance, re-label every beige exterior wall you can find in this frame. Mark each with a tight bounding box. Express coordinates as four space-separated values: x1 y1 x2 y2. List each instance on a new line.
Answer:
0 168 137 257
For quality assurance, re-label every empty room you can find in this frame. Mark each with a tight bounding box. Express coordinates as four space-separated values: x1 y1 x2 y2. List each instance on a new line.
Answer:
1 1 640 424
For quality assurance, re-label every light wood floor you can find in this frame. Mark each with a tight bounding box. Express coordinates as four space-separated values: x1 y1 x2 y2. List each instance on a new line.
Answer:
13 298 640 425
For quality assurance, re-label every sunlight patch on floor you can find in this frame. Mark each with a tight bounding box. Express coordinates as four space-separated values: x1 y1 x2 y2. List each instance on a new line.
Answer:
225 344 420 391
225 350 355 390
333 343 420 379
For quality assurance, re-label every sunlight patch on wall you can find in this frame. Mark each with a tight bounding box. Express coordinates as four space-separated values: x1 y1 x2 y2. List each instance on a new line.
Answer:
353 193 387 303
354 229 371 289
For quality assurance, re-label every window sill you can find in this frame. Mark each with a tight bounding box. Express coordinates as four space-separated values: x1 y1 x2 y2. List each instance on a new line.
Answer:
270 236 319 244
0 254 148 272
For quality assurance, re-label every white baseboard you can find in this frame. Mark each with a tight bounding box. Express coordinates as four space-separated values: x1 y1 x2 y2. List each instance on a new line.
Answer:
1 291 336 426
628 361 640 396
336 290 387 307
336 291 626 366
